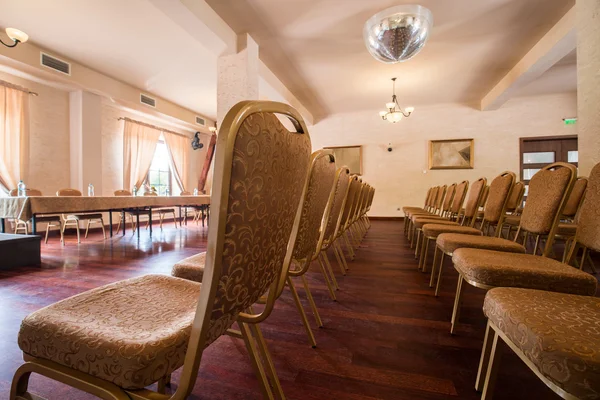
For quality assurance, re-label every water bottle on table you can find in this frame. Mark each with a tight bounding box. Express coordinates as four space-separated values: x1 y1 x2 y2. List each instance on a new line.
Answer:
88 183 95 197
17 180 26 197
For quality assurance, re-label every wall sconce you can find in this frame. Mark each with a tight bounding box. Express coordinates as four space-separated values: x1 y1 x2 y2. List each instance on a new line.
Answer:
209 122 217 133
1 28 29 48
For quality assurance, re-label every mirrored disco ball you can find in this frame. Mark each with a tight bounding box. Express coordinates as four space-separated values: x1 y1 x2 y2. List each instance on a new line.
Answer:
364 5 433 64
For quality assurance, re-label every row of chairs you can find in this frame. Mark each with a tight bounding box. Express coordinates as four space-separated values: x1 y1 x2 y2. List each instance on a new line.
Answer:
7 188 209 243
10 101 374 400
402 162 600 399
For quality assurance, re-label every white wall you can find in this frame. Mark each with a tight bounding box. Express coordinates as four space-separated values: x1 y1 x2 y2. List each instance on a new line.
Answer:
310 93 577 217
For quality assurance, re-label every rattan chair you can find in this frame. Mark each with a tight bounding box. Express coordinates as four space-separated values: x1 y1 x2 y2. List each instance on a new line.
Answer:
56 188 105 243
448 162 598 334
11 100 312 400
9 188 63 244
477 288 600 400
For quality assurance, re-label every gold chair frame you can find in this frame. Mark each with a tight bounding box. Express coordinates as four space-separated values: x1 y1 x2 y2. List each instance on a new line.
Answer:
11 100 312 400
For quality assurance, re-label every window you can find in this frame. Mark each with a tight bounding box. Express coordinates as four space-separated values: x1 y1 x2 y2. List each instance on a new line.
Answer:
145 138 172 196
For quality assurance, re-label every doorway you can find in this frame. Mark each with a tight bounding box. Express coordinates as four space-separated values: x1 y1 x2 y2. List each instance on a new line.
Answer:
519 135 578 203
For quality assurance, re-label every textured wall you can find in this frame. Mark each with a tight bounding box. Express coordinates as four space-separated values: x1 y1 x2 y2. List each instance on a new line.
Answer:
310 93 577 217
0 72 71 196
577 0 600 175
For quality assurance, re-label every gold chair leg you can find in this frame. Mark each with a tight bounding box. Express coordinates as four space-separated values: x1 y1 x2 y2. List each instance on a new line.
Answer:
580 247 589 271
100 218 106 239
450 275 465 335
476 321 495 391
481 328 504 400
429 245 440 288
586 250 597 274
435 252 445 297
172 211 178 228
419 237 430 272
321 251 339 290
75 222 81 243
116 216 122 235
301 275 323 328
414 230 422 258
334 240 350 271
533 235 540 255
332 243 347 276
249 323 286 400
239 322 275 400
317 252 337 301
85 220 91 239
159 213 164 229
45 223 50 244
343 233 355 260
287 277 317 348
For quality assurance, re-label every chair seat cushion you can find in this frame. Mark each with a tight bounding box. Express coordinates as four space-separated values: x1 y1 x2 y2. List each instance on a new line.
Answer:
483 288 600 399
437 233 525 254
66 213 103 220
504 215 521 227
156 208 176 213
557 222 577 237
18 275 202 390
453 249 597 295
423 224 483 239
34 215 61 223
409 211 437 221
413 218 458 229
172 252 206 283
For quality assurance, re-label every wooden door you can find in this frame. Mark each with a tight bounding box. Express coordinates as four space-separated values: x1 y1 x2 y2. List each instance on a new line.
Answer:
519 135 578 203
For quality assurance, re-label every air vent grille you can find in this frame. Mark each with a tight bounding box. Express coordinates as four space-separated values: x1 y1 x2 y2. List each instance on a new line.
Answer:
140 94 156 108
40 53 71 75
195 116 206 126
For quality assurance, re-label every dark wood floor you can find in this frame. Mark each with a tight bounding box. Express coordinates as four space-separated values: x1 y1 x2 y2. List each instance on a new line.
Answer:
0 220 586 399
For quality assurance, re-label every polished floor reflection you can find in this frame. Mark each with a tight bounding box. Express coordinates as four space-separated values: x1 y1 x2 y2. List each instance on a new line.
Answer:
0 222 577 399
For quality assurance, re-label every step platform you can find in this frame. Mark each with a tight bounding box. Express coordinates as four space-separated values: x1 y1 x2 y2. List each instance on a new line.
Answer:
0 233 41 269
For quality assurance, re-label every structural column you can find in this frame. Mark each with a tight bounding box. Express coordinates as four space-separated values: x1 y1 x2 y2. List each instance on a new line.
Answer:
69 91 103 194
576 0 600 175
205 34 260 192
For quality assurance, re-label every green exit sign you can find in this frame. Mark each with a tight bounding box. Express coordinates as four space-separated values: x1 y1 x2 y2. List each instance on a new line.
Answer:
563 118 577 125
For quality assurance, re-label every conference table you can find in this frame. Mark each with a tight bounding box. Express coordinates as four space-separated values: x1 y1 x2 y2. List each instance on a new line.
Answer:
0 195 211 238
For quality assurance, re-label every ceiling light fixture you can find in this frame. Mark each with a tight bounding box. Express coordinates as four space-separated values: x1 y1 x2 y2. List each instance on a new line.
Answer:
364 5 433 64
1 27 29 48
379 78 413 123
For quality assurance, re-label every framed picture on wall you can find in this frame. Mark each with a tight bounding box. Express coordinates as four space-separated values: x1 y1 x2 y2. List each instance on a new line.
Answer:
429 139 474 170
324 145 363 175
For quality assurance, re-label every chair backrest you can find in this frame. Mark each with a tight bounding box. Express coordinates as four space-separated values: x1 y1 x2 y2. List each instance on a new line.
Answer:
350 178 365 223
57 188 82 196
479 185 490 208
442 183 457 213
518 162 577 255
435 185 447 212
505 181 525 213
9 188 43 196
574 163 600 252
562 176 588 218
450 180 469 214
323 167 351 246
463 178 487 226
340 176 361 231
175 101 311 398
292 150 336 266
114 189 132 196
482 171 516 228
427 186 439 210
180 191 192 195
144 191 158 196
423 187 432 208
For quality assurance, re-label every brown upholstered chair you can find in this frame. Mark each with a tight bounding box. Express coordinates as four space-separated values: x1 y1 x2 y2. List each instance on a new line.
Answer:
113 189 151 234
143 191 178 229
409 183 457 251
173 150 337 348
477 288 600 400
56 188 105 243
9 188 63 244
448 162 598 334
426 174 522 295
11 100 312 400
404 186 440 237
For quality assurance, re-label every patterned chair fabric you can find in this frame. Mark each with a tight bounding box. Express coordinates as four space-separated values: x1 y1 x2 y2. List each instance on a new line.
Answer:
482 173 514 224
438 234 524 255
172 252 207 283
422 224 483 239
562 176 588 218
323 167 351 246
15 101 313 394
505 181 524 213
454 249 597 294
483 288 600 399
574 163 600 252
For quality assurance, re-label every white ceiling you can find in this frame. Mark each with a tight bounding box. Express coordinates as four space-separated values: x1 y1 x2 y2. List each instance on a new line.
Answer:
0 0 219 118
0 0 577 121
207 0 577 118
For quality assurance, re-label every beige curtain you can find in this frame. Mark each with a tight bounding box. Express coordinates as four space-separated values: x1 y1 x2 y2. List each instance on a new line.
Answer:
123 119 161 190
163 131 189 192
0 82 29 193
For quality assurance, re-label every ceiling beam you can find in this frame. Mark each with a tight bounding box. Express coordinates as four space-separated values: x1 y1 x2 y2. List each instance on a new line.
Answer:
148 0 237 56
480 6 576 111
